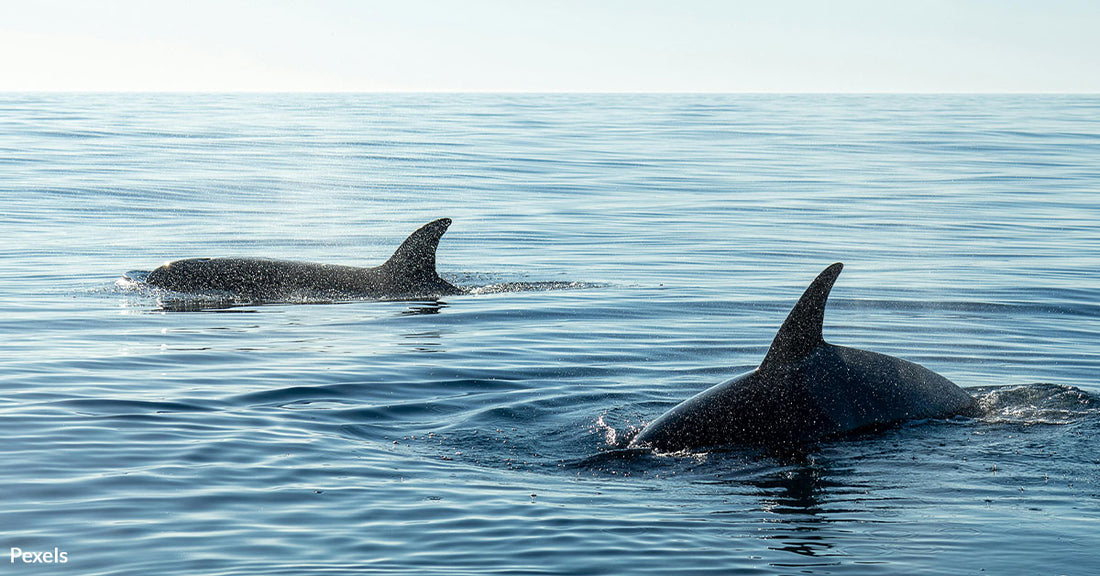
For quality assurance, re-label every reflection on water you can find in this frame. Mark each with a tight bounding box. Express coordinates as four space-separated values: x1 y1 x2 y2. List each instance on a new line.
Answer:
402 330 444 353
755 462 831 515
402 302 447 316
752 463 853 567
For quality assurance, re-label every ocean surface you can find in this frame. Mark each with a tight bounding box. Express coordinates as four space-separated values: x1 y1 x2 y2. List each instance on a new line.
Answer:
2 93 1098 575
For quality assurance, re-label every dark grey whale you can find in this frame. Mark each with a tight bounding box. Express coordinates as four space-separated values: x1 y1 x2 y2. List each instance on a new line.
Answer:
145 218 463 301
630 263 977 452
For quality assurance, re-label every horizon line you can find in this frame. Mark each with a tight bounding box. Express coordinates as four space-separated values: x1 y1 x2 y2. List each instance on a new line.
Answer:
2 89 1098 96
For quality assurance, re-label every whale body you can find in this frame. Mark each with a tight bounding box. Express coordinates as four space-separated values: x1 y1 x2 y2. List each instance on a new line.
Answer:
630 263 977 452
144 218 462 301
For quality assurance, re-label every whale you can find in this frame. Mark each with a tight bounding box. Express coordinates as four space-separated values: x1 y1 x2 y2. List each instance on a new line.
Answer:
143 218 463 301
629 263 978 452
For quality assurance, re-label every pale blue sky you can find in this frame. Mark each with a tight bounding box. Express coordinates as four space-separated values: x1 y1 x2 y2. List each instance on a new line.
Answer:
1 0 1097 92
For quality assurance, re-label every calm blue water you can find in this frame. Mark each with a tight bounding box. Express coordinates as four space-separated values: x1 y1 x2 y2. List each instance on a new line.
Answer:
2 93 1099 575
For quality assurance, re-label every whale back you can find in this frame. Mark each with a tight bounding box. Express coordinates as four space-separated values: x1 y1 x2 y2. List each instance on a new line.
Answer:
144 218 461 300
797 344 977 434
630 262 977 452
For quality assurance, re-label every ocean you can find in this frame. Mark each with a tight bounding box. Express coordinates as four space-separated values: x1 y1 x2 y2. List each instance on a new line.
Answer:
2 93 1098 575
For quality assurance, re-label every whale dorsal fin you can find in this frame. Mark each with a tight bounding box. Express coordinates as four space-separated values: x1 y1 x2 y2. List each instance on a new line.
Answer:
761 262 844 369
381 218 452 280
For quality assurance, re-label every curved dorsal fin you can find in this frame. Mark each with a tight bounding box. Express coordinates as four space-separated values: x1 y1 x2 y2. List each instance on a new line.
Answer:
761 262 844 369
382 218 452 280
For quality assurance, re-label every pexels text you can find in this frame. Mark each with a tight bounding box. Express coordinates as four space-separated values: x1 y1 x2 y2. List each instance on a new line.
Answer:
10 547 69 564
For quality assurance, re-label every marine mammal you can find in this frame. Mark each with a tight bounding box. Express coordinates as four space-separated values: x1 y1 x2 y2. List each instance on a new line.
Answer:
144 218 463 301
630 263 977 452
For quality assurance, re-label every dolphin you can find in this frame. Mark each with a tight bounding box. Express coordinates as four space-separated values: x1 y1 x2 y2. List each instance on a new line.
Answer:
144 218 463 301
629 263 977 452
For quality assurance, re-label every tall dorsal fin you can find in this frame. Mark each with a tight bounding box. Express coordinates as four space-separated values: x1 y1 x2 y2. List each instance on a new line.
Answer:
761 262 844 369
381 218 452 280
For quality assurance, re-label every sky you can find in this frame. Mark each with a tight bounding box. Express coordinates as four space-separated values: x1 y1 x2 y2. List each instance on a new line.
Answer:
1 0 1097 93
